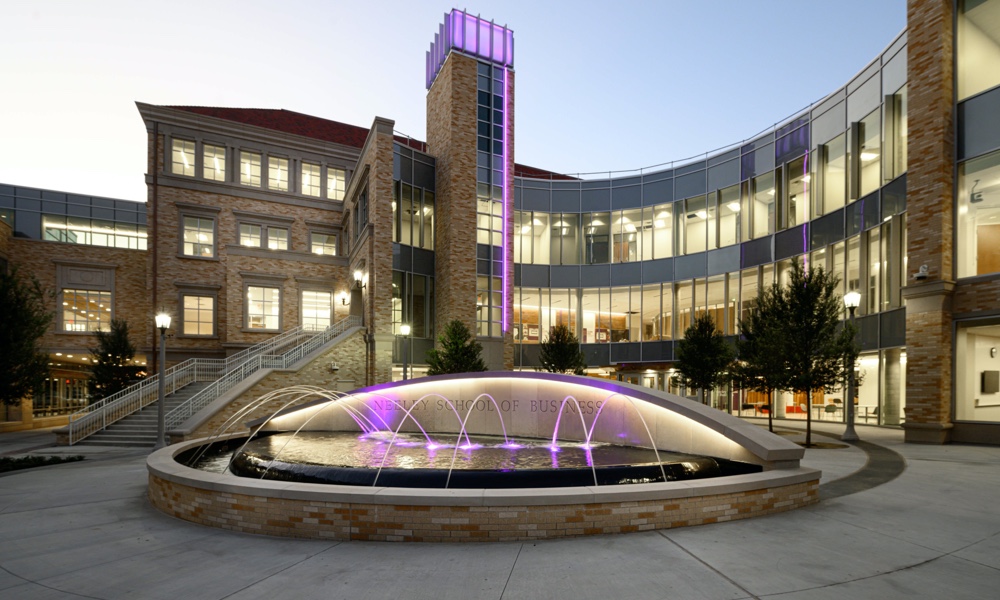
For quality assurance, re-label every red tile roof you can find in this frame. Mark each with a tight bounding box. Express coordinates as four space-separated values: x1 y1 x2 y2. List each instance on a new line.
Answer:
169 105 574 179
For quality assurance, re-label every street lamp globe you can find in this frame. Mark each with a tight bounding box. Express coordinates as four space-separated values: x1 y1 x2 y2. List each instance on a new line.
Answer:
155 313 172 331
400 324 411 336
843 291 861 310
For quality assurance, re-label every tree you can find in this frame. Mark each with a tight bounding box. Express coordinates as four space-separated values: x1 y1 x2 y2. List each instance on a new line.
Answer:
539 324 586 375
782 259 857 447
672 313 734 406
734 282 790 432
89 318 144 402
425 320 488 375
0 268 53 406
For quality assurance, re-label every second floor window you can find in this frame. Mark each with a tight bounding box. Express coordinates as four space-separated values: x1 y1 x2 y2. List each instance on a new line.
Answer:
182 216 215 258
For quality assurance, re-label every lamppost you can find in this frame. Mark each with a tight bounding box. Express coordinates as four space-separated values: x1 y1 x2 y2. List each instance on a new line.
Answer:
154 312 171 450
400 323 411 381
842 291 860 442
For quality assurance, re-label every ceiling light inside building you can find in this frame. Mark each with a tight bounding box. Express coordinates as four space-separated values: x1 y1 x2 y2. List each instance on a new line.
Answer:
727 202 740 212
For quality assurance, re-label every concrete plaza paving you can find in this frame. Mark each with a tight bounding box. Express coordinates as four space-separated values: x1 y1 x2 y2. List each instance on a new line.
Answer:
1 422 998 599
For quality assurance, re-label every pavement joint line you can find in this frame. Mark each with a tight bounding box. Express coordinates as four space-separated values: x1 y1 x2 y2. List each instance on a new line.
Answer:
498 542 523 600
218 541 343 600
656 530 761 600
0 563 106 600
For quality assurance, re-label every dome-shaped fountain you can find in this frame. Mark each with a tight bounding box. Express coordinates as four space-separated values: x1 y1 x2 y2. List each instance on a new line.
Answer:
148 372 819 542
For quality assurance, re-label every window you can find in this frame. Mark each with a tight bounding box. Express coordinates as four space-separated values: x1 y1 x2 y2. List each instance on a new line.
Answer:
247 286 280 330
652 204 672 259
302 163 321 197
62 289 111 332
857 110 881 198
718 185 740 247
172 139 195 177
683 196 708 254
267 227 288 250
784 156 808 228
476 275 502 337
885 86 908 182
182 216 214 258
310 232 337 255
327 168 346 200
821 135 847 214
182 296 214 336
240 151 261 187
752 172 775 238
236 215 291 251
958 0 1000 101
203 144 226 181
301 290 331 331
585 212 610 264
240 224 262 247
268 156 289 191
354 188 369 240
43 215 147 250
958 149 1000 277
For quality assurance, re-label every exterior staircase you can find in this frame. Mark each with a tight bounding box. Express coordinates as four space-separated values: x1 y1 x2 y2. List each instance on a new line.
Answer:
59 315 363 446
74 382 211 447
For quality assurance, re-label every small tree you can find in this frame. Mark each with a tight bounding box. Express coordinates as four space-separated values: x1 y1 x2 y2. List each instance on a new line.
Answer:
734 282 789 432
425 320 488 375
672 313 734 406
89 318 144 402
539 324 586 375
0 268 53 406
783 259 857 447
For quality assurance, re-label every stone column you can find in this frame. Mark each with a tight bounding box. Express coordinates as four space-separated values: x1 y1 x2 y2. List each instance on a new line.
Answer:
901 0 956 443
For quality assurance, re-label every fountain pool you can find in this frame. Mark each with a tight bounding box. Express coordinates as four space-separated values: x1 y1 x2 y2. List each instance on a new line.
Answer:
148 372 820 541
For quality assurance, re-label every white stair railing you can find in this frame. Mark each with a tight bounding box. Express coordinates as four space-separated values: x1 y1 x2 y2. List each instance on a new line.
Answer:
65 325 317 444
164 315 361 429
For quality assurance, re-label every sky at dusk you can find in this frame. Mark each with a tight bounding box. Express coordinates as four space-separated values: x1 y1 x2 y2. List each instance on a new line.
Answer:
0 0 906 202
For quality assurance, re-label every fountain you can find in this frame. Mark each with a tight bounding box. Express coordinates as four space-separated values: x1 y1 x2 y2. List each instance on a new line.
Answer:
148 372 820 541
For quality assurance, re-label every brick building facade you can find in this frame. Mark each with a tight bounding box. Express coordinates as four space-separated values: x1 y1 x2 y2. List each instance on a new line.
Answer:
3 3 1000 444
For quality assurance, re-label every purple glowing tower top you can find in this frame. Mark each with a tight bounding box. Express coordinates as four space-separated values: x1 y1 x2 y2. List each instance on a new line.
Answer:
426 9 514 90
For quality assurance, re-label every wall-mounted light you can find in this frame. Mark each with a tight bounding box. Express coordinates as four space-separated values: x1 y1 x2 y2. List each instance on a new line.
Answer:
354 270 366 289
338 291 349 306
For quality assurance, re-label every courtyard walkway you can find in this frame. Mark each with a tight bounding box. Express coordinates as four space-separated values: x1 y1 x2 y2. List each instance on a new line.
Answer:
1 422 998 599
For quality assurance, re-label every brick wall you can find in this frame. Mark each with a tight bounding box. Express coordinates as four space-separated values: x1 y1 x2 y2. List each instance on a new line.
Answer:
901 0 956 443
427 53 479 335
9 238 149 356
149 475 817 542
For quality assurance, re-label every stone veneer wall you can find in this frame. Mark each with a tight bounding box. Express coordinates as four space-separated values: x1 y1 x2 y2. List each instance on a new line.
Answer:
147 184 348 362
427 52 479 336
182 329 367 440
9 238 149 353
901 0 955 443
148 475 817 542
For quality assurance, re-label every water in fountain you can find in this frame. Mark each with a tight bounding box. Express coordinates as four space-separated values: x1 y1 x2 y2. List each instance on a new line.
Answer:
184 383 761 489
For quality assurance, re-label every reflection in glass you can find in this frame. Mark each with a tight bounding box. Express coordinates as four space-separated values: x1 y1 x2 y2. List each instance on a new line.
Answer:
958 150 1000 277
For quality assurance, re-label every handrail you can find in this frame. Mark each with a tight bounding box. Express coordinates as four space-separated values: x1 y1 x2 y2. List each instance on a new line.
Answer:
164 316 362 430
65 323 323 444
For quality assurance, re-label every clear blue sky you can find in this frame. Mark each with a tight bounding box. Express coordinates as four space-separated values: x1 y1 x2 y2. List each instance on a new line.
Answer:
0 0 906 202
